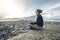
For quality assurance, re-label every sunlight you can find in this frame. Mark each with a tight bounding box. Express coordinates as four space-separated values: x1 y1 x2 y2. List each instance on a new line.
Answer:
0 0 25 18
5 5 24 18
5 0 25 18
0 0 60 18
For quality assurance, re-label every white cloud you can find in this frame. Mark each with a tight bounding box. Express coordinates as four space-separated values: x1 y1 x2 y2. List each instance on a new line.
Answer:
45 3 60 12
42 3 60 18
0 0 25 18
0 0 60 19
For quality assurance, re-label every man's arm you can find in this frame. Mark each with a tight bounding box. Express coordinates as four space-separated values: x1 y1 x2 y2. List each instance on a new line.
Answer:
30 22 37 25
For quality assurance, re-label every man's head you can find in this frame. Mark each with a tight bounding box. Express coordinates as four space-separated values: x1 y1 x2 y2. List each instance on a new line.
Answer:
35 9 42 15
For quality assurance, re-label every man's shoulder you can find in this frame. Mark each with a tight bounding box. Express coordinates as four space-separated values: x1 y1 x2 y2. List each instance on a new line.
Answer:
38 15 42 17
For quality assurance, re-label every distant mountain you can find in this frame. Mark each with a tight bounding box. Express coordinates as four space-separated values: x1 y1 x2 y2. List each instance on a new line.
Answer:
22 16 37 21
0 18 22 21
22 15 50 21
0 15 60 22
22 15 60 22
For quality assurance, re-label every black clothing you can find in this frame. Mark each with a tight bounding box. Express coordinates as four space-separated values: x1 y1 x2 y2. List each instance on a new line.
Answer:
30 14 43 27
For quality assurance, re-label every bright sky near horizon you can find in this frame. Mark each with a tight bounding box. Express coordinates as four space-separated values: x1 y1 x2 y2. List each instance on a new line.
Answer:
0 0 60 18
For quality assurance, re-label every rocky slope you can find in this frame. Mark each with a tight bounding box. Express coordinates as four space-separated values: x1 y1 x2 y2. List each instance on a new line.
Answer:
0 21 60 40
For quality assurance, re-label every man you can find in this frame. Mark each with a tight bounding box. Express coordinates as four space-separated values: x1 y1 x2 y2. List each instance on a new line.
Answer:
30 9 43 30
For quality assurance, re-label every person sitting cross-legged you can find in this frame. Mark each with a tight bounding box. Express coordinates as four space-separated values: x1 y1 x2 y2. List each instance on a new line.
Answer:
30 9 43 30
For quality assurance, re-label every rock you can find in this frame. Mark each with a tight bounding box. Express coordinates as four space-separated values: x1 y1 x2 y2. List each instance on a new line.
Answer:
0 21 60 40
8 29 60 40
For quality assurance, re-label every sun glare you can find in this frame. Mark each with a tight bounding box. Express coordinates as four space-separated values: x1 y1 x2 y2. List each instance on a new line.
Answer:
0 0 25 18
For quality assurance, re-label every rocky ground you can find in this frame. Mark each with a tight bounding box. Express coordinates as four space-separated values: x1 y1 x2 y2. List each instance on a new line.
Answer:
0 21 60 40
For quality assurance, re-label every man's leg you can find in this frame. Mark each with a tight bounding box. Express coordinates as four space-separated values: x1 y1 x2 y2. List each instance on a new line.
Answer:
30 24 43 30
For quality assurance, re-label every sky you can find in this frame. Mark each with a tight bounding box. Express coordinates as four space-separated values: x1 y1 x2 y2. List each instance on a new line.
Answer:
0 0 60 18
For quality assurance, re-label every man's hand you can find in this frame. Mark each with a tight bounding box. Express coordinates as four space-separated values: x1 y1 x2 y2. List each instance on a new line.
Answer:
30 22 37 25
30 22 32 24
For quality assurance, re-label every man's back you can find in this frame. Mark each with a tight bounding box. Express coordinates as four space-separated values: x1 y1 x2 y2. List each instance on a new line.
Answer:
36 14 43 27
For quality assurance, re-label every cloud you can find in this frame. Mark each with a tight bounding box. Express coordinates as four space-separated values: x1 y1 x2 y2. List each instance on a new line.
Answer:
41 3 60 15
0 0 25 18
0 0 60 18
0 12 6 19
44 3 60 12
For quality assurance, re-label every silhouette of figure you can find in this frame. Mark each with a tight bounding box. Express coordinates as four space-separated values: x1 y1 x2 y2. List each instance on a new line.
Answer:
30 9 43 30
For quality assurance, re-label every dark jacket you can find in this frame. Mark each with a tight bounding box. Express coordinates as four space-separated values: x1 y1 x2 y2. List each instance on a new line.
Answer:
30 14 43 27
